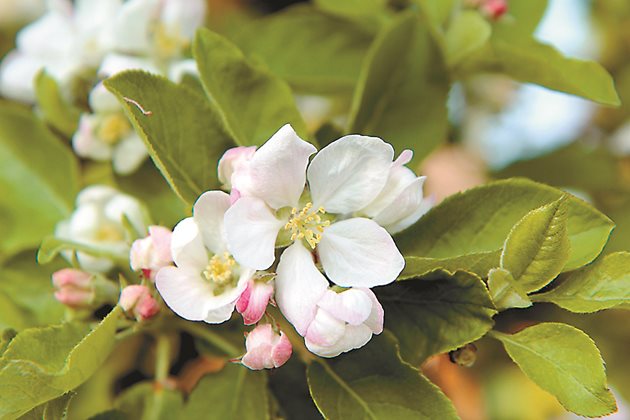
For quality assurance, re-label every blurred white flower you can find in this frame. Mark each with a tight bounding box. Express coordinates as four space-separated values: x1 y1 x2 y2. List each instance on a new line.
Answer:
55 185 148 272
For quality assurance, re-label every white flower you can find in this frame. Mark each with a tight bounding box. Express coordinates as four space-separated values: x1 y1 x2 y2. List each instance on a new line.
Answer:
155 191 255 324
217 146 257 191
72 82 148 175
304 287 383 358
0 0 121 103
55 185 148 272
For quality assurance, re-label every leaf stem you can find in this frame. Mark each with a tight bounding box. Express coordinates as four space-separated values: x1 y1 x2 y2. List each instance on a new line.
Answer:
154 334 171 384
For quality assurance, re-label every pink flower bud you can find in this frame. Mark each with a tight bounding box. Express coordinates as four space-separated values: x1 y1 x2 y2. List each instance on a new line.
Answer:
130 226 173 280
481 0 507 20
120 285 160 321
241 324 292 370
217 146 256 190
236 278 274 325
52 269 95 309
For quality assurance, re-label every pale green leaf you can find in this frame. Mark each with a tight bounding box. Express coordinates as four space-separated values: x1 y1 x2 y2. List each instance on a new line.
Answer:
0 102 79 258
487 268 532 311
104 71 235 206
396 178 614 272
314 0 387 19
445 11 491 67
116 382 183 420
20 392 73 420
532 252 630 312
232 5 375 95
380 270 496 364
413 0 455 28
501 196 570 293
400 252 499 279
348 11 450 163
34 71 81 138
193 29 308 147
508 0 549 34
182 365 268 420
0 307 121 418
307 332 458 420
491 323 616 417
37 236 128 265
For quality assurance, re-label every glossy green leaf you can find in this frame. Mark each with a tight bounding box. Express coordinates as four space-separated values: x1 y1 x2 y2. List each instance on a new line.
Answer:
232 5 375 95
268 358 320 420
380 270 496 364
0 102 79 259
400 252 499 279
116 382 183 420
182 365 268 420
532 252 630 312
194 29 308 147
445 11 491 67
487 268 532 311
491 323 616 417
0 251 64 330
34 71 81 138
307 333 458 420
501 197 570 293
396 178 614 272
20 392 74 420
348 11 450 163
104 71 235 206
0 307 121 418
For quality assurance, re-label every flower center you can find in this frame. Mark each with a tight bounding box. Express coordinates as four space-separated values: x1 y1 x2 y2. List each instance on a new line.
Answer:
97 113 131 145
94 224 125 242
203 252 236 286
284 202 330 249
153 23 188 59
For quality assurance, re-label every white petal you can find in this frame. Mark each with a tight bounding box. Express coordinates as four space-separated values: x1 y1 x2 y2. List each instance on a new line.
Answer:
98 53 161 78
17 10 75 60
318 218 404 288
155 266 216 321
304 308 346 347
382 194 433 235
72 115 113 161
307 135 393 214
360 165 417 217
105 0 157 55
112 135 148 175
104 193 146 233
89 82 121 112
232 124 316 209
168 59 198 83
316 289 372 326
361 289 384 334
373 176 429 234
160 0 206 40
275 243 329 336
306 323 373 358
224 197 284 270
0 52 41 102
171 217 207 270
76 185 117 206
193 190 230 255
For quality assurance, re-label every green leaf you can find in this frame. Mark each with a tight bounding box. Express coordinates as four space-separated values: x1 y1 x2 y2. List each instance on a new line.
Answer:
487 268 532 311
34 71 81 138
20 392 74 420
182 365 268 420
268 358 320 420
507 0 549 34
501 197 570 293
0 307 121 418
413 0 455 29
307 333 458 419
314 0 387 19
491 323 616 417
0 102 79 259
348 11 450 163
400 252 499 278
532 252 630 312
232 5 375 95
193 29 308 147
0 251 64 330
116 382 183 420
104 71 235 206
379 270 496 364
37 236 128 265
396 178 614 272
445 11 491 67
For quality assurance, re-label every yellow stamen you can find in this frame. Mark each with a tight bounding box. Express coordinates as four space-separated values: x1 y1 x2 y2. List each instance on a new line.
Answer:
284 202 330 249
203 252 236 286
97 113 131 145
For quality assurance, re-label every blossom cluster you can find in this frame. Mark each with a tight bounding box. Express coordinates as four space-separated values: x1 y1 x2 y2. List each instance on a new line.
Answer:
0 0 206 174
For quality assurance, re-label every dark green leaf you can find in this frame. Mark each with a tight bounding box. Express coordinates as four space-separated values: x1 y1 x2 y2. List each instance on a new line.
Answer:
116 382 183 420
34 71 81 138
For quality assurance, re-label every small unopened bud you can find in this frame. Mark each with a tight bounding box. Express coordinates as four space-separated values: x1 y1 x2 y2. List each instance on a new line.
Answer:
52 269 94 309
449 343 478 367
235 278 274 325
130 225 173 280
481 0 508 20
217 146 256 190
120 285 160 321
241 324 292 370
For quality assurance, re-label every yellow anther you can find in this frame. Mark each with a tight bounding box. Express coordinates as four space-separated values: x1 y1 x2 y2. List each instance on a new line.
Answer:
97 113 131 145
203 252 236 286
284 203 329 249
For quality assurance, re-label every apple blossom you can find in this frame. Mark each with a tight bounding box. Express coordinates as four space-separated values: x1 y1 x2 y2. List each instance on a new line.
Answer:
73 83 149 175
155 191 255 324
235 277 274 325
119 285 161 321
241 324 292 370
217 146 257 191
130 225 173 280
55 185 148 272
52 268 119 310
